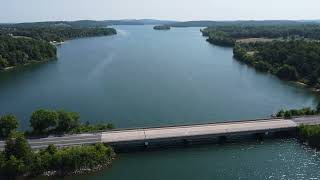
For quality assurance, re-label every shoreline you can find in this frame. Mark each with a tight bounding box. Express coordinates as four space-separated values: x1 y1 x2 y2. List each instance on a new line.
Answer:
292 81 320 93
201 34 320 95
0 31 117 73
0 58 58 72
41 153 116 177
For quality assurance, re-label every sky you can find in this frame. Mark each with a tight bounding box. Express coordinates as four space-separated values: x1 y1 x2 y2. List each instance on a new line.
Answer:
0 0 319 23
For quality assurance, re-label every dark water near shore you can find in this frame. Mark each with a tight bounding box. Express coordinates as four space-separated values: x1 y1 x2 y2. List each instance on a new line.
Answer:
1 26 320 179
0 26 318 129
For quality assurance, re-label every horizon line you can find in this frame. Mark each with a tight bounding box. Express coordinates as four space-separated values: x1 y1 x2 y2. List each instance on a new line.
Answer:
1 18 320 24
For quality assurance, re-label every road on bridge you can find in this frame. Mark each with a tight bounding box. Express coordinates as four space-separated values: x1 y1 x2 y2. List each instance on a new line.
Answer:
0 116 319 150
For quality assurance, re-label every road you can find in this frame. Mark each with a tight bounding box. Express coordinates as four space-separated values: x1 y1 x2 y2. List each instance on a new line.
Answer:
0 133 101 150
0 116 319 150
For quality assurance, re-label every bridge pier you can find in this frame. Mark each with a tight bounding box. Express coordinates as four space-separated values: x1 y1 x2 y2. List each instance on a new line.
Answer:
218 136 227 144
183 139 190 147
255 133 264 141
144 141 149 148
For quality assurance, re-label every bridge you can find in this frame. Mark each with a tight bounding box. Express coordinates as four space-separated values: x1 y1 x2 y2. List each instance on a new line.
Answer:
0 116 320 150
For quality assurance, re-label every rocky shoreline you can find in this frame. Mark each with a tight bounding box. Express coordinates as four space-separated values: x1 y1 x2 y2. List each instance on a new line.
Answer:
42 154 116 177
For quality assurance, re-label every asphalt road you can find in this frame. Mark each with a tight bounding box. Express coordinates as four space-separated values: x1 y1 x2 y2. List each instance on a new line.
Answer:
1 116 319 150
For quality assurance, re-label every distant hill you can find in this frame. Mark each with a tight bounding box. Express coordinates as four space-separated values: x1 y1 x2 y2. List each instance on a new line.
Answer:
136 19 178 25
170 20 320 27
1 19 180 28
2 19 320 29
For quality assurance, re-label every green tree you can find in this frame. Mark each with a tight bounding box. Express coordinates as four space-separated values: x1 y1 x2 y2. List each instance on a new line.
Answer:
0 55 9 69
30 109 59 134
0 152 5 170
4 133 33 161
2 155 26 176
46 144 58 155
284 111 292 119
276 65 298 81
317 102 320 113
55 110 80 133
0 114 18 138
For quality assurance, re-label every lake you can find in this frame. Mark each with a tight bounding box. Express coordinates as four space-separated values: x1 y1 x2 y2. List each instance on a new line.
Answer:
0 25 318 129
1 25 320 179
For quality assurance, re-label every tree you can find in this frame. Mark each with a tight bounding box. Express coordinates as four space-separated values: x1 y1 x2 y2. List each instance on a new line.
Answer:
276 65 298 81
0 114 18 138
4 133 33 161
46 144 58 155
317 102 320 113
253 61 271 72
308 72 319 86
55 110 80 133
0 152 5 170
0 55 8 70
276 109 285 117
30 109 58 134
2 155 26 176
284 111 292 119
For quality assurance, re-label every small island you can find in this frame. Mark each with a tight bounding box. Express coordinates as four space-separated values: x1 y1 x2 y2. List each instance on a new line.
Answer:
153 25 171 30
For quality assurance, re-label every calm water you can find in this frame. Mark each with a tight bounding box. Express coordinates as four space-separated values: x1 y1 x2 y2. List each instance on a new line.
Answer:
2 26 320 179
0 25 318 129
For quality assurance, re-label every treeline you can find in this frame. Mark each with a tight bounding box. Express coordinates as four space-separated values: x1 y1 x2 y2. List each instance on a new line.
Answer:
276 106 319 119
0 35 57 70
0 134 113 177
0 109 113 139
28 109 114 136
0 110 114 177
1 19 176 29
0 25 117 70
233 41 320 87
202 25 320 46
0 26 117 42
201 29 235 46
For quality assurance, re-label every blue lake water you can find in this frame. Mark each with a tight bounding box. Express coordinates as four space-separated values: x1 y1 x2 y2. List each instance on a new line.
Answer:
1 26 320 180
0 25 318 129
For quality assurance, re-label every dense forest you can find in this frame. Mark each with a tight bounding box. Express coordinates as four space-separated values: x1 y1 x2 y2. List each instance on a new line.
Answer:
202 25 320 46
0 26 117 42
0 23 117 70
0 19 177 28
233 41 320 87
0 35 57 70
200 24 320 88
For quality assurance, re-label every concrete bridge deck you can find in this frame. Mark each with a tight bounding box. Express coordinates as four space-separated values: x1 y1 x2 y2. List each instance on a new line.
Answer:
0 116 319 150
